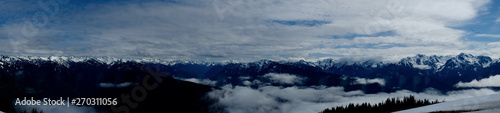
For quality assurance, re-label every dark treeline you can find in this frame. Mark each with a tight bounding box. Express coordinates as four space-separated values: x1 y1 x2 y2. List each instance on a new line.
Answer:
320 95 440 113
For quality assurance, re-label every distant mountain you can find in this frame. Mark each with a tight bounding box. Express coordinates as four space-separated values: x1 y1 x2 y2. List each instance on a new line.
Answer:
398 54 447 70
2 53 500 112
0 56 216 113
155 53 499 92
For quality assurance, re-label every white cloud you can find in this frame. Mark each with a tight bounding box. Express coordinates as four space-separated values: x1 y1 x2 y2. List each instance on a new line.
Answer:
99 82 135 88
263 73 306 85
99 83 115 88
116 82 133 88
354 77 386 86
243 80 252 86
209 85 499 113
239 76 251 80
456 75 500 87
182 78 217 86
475 34 500 38
495 18 500 23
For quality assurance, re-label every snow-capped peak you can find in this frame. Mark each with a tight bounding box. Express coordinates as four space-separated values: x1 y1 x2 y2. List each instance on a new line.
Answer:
315 58 336 69
314 58 385 70
253 59 275 68
398 54 447 70
443 53 492 69
0 53 495 72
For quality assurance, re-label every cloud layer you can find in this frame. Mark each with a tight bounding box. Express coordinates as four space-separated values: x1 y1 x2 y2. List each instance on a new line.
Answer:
263 73 306 85
209 85 499 113
182 78 218 86
353 77 386 86
0 0 497 61
456 75 500 87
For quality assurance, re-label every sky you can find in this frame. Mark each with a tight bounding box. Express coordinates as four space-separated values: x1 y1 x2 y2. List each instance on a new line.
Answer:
1 0 500 62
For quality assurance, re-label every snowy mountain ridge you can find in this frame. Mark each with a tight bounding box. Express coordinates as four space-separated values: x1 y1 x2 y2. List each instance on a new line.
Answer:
0 55 220 67
0 53 496 71
398 54 448 70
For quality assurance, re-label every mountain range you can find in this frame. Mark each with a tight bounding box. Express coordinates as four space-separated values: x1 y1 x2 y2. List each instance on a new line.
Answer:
1 53 499 112
1 53 498 92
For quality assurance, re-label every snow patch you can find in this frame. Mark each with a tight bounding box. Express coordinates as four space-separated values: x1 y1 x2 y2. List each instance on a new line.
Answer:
413 64 431 70
396 91 500 113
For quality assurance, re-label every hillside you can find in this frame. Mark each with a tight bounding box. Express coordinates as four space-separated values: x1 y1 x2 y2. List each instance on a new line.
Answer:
395 93 500 113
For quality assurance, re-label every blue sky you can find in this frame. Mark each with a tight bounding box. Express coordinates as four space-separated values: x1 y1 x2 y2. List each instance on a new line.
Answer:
1 0 500 62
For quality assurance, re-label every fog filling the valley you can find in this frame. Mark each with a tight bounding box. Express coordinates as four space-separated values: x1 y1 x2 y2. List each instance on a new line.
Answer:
208 85 499 113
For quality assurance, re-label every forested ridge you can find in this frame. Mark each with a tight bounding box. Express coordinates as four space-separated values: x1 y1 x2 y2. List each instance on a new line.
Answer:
320 95 440 113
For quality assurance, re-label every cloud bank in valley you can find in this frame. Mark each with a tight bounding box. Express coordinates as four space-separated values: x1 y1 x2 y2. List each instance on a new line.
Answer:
456 75 500 87
263 73 306 85
182 78 218 86
353 77 386 86
208 85 499 113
